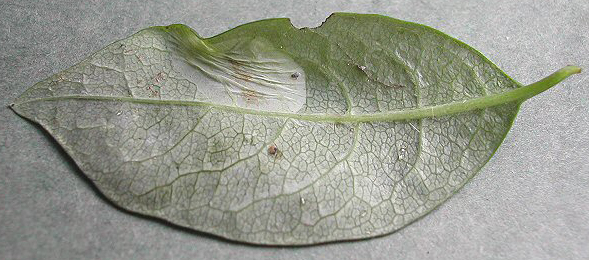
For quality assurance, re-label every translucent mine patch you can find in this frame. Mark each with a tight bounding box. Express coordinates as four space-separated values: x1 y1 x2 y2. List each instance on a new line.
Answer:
166 28 306 113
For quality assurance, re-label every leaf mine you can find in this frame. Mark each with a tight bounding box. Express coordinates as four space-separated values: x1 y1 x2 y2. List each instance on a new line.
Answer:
164 25 307 113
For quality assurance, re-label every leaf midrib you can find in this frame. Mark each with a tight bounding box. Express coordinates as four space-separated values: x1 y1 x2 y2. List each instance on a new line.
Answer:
12 66 579 123
7 90 522 122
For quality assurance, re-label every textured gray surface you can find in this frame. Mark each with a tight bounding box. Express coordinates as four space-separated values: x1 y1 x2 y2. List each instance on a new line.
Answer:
1 0 587 259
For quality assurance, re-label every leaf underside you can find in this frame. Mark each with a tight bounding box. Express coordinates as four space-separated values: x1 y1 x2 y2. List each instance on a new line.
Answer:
11 13 574 245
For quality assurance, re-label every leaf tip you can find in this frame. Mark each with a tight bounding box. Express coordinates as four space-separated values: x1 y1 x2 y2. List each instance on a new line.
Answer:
556 65 582 81
564 65 582 75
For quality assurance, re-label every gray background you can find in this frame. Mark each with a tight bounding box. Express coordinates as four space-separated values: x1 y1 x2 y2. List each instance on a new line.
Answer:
1 0 587 259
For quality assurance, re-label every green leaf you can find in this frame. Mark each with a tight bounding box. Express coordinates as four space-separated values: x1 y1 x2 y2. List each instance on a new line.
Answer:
11 13 580 245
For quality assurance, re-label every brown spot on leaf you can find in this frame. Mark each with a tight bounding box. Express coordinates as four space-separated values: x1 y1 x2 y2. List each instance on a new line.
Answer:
228 58 244 66
268 144 278 155
234 71 253 82
154 72 166 83
243 89 260 103
146 84 160 97
229 58 253 82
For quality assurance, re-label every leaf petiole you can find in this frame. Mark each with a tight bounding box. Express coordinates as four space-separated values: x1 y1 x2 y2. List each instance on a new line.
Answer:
513 65 581 101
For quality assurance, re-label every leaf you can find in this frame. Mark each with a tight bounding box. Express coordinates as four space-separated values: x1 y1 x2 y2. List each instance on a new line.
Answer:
11 13 580 245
